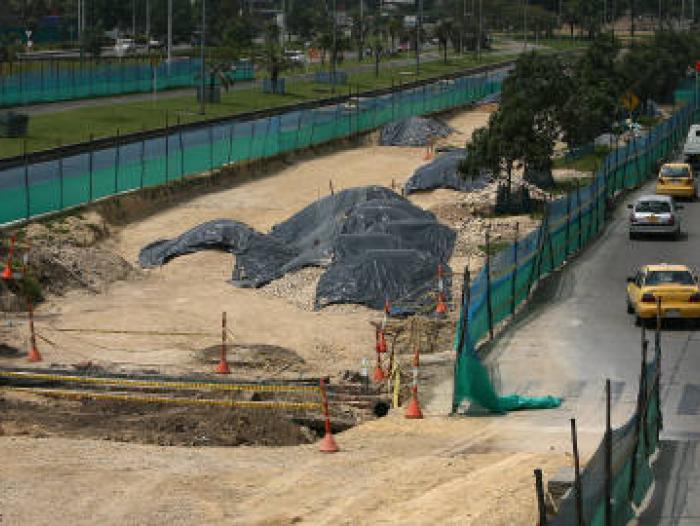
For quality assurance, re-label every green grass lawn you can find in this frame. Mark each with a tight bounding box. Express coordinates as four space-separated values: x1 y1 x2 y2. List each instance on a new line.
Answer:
0 51 514 159
553 145 611 173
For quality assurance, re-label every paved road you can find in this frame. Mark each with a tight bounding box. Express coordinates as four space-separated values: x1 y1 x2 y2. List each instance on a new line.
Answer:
481 174 700 521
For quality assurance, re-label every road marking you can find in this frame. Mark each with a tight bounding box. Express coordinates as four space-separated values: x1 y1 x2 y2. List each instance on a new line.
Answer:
677 383 700 415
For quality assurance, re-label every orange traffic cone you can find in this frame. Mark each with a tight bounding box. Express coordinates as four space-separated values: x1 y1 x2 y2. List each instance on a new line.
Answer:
404 344 423 419
377 329 387 353
216 312 231 374
319 378 339 453
26 300 42 363
435 264 447 315
1 235 16 280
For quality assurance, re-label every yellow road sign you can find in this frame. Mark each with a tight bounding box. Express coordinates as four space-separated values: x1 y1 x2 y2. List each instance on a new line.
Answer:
622 91 640 112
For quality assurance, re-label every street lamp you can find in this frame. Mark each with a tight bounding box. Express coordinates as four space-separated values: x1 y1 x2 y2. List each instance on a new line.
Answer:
200 0 206 115
416 0 423 75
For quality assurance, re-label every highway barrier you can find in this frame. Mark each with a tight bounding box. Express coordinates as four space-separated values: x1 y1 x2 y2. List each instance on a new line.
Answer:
0 67 507 226
453 96 698 414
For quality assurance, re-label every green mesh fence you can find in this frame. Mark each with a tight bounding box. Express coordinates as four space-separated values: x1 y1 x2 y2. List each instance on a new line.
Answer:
0 68 507 225
453 97 697 416
551 354 663 526
0 58 255 107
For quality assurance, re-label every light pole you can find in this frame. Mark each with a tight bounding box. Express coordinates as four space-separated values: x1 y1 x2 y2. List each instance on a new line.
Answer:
132 0 136 37
200 0 206 115
167 0 173 68
416 0 423 75
331 0 337 93
477 0 482 61
523 0 528 51
146 0 151 46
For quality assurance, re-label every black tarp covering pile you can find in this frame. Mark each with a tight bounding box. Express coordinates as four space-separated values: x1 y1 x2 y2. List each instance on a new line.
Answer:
404 148 492 194
139 186 455 310
378 117 455 146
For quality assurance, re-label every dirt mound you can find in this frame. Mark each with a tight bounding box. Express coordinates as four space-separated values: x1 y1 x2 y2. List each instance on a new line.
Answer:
1 212 138 310
0 393 316 447
198 343 307 374
30 244 135 295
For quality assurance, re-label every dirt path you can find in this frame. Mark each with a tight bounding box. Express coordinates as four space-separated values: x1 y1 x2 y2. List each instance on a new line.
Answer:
0 410 572 526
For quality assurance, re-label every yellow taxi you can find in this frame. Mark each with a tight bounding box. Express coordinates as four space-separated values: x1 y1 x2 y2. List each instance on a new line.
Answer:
627 264 700 323
655 163 696 200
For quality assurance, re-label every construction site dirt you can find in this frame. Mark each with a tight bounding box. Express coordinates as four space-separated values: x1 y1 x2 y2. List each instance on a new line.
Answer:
0 102 573 525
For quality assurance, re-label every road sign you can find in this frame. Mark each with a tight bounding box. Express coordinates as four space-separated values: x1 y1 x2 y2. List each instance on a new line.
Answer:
621 91 640 112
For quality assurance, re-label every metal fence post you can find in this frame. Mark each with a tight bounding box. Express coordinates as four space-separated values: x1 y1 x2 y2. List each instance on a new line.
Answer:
571 418 584 526
58 140 64 210
23 141 29 219
511 222 519 316
452 265 470 415
534 468 547 525
165 112 170 183
629 327 649 501
178 117 184 178
114 128 120 193
485 228 494 341
140 127 146 189
605 378 612 526
565 192 571 257
228 121 235 165
88 133 94 202
576 180 582 252
209 122 214 175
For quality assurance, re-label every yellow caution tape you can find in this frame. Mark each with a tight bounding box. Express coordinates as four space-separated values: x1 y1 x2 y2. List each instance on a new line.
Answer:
50 328 217 337
0 371 321 394
0 386 322 411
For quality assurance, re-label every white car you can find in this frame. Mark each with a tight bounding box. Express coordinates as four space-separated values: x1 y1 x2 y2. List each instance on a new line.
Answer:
114 38 136 56
628 194 682 240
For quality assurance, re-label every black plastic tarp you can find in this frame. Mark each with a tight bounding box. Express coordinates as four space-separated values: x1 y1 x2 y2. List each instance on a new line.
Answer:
404 148 492 194
379 117 455 147
139 186 456 310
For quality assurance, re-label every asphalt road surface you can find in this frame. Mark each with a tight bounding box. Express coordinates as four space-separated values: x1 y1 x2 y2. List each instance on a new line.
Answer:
485 175 700 523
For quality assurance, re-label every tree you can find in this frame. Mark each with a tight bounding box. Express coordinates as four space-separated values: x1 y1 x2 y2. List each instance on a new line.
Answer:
260 21 285 93
367 18 386 78
558 36 622 148
461 52 571 189
433 19 453 65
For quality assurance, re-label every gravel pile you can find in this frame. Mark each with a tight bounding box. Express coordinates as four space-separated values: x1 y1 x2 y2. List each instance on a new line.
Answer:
379 117 455 147
260 267 324 311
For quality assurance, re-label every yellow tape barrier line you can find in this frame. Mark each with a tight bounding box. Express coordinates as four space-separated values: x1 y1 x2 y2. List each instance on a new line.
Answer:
0 386 322 411
0 371 321 394
50 328 217 337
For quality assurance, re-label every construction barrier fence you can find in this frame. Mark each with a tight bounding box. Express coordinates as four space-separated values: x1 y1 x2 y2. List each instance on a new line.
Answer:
0 57 255 107
453 96 698 414
0 68 506 226
550 332 662 525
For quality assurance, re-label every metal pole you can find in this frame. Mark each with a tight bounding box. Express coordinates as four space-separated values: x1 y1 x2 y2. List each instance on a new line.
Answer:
200 0 206 115
534 469 547 525
167 0 173 69
485 228 494 341
416 0 423 75
571 419 584 526
452 265 470 414
146 0 151 44
605 378 612 526
332 0 337 94
511 222 519 316
132 0 136 37
523 0 528 50
477 0 482 61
